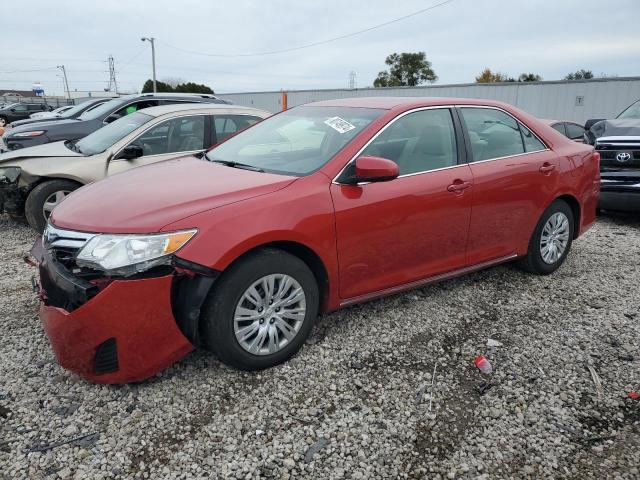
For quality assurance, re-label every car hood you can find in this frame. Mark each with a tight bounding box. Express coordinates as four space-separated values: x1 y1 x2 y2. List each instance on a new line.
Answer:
50 156 298 233
10 116 65 128
591 119 640 139
0 141 81 164
6 118 82 134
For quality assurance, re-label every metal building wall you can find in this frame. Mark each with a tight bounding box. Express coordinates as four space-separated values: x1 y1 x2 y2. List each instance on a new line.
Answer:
218 77 640 124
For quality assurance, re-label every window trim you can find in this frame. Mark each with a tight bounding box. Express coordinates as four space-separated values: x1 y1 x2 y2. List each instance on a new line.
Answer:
456 105 549 164
333 105 465 184
112 112 209 160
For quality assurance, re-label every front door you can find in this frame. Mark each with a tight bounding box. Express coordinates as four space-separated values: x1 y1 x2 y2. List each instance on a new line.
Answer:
107 114 207 176
330 108 474 300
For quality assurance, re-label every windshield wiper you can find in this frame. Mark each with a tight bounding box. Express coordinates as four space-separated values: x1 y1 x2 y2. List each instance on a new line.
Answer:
209 158 264 172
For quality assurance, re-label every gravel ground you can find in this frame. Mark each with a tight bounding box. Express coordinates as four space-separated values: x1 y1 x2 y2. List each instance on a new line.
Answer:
1 213 639 480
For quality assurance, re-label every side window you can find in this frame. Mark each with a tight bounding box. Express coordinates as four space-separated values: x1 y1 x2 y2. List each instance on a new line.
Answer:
13 104 28 112
112 100 159 120
460 108 544 161
361 108 458 175
551 123 567 136
520 123 545 152
27 104 42 111
132 115 205 156
566 123 585 140
214 115 262 143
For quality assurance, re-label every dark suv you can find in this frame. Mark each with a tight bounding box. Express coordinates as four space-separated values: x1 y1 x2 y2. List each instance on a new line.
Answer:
1 93 231 151
0 103 49 127
585 99 640 212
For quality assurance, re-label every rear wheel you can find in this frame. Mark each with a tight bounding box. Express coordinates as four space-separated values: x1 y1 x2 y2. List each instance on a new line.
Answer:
518 199 574 275
25 179 80 232
200 248 319 370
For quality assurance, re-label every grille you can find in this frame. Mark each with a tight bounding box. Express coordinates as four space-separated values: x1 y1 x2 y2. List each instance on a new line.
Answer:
596 140 640 169
43 224 94 270
94 337 119 375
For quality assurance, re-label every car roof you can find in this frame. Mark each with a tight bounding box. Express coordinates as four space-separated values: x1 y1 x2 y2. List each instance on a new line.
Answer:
137 102 271 118
304 96 522 110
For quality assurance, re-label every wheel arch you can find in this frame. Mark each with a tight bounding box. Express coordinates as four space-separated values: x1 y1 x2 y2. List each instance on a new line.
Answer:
554 194 581 239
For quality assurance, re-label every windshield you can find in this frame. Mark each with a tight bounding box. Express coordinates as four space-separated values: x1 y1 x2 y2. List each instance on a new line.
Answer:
617 100 640 120
58 101 97 118
79 97 127 121
206 106 384 175
74 112 152 155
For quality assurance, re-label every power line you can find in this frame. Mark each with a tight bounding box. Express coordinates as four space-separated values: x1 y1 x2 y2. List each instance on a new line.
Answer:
159 0 454 58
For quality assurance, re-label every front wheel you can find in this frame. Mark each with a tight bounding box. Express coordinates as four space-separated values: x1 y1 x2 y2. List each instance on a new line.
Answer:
200 248 319 371
0 116 7 127
518 199 574 275
25 179 81 232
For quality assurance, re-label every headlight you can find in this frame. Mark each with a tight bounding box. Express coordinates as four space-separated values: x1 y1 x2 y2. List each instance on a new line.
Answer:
12 130 45 137
76 229 197 276
0 166 21 185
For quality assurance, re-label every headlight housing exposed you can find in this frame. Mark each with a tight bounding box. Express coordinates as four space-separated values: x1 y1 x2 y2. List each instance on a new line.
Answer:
0 166 21 185
12 130 46 137
76 229 197 276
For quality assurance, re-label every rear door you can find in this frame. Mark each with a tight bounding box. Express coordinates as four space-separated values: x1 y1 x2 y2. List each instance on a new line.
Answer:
107 114 207 176
330 107 474 300
459 106 558 264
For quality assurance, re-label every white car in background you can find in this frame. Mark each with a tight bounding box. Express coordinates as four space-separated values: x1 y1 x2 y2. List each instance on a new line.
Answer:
29 105 75 119
0 102 270 231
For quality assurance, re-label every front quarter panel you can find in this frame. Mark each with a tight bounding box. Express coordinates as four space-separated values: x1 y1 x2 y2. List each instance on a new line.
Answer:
163 173 341 311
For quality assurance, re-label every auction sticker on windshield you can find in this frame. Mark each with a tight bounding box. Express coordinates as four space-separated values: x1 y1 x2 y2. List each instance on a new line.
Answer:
324 116 356 134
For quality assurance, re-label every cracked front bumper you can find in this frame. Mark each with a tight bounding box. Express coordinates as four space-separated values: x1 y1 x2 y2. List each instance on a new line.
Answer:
33 237 194 384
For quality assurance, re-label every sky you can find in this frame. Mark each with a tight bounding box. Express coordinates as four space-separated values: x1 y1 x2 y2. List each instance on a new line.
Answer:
2 0 640 96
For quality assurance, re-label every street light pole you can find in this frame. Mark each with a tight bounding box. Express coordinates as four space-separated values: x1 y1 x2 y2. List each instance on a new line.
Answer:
57 65 71 100
141 37 157 93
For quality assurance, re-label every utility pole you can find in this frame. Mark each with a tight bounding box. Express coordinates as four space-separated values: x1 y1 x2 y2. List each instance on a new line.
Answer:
106 55 118 94
349 70 357 89
141 37 157 93
57 65 71 100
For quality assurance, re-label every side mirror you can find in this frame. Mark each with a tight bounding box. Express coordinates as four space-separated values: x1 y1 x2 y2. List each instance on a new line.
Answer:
9 108 15 112
342 156 399 184
105 113 122 124
584 118 605 130
117 144 143 160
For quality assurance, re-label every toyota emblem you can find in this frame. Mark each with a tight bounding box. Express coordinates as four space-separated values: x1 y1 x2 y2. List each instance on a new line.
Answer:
616 152 632 163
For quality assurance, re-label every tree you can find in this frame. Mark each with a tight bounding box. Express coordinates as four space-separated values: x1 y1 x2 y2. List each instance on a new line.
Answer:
518 73 542 82
141 79 214 94
565 69 594 80
475 68 510 83
141 79 174 93
174 82 214 94
373 52 437 87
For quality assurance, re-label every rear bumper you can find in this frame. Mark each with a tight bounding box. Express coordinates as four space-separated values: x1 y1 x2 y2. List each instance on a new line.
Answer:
34 238 194 383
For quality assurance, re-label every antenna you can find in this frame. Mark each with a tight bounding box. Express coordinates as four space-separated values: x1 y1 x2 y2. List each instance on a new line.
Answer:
106 55 118 94
349 70 357 89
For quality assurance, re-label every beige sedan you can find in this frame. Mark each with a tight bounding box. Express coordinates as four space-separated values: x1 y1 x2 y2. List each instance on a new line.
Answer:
0 103 270 231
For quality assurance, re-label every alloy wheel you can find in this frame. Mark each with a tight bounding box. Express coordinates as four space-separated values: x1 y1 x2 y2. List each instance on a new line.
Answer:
233 274 307 355
539 212 570 264
42 190 71 220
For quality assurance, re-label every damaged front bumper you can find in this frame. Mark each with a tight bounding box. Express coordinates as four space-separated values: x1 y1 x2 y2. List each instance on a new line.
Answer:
599 170 640 212
30 236 217 384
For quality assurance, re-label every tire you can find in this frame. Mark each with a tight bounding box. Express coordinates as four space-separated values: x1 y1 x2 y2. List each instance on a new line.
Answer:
518 199 574 275
200 248 319 371
0 116 7 127
24 179 81 232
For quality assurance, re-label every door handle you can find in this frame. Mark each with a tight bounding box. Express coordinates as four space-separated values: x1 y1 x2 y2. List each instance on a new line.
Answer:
447 180 472 193
539 162 556 174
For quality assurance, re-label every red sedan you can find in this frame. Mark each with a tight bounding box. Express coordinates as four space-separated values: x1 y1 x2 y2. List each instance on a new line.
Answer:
33 97 600 383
